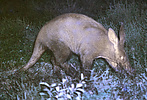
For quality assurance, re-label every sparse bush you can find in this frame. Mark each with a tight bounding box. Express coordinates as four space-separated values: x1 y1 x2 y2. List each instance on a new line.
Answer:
39 75 86 99
105 2 146 24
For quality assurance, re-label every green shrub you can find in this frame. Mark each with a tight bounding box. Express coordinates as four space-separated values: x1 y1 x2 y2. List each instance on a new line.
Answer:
0 18 26 70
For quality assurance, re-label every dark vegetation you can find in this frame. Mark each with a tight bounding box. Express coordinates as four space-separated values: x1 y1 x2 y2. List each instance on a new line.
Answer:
0 0 146 99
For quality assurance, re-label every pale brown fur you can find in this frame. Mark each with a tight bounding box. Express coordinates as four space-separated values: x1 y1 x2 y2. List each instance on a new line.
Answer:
20 13 133 79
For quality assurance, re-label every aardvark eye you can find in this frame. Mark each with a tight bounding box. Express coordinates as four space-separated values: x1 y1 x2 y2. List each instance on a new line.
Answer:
120 56 124 60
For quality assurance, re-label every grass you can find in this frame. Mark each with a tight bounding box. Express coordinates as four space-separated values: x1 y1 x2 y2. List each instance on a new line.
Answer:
0 0 146 99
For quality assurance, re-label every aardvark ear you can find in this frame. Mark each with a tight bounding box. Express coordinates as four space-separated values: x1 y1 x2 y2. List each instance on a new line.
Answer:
108 28 119 46
119 22 125 47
